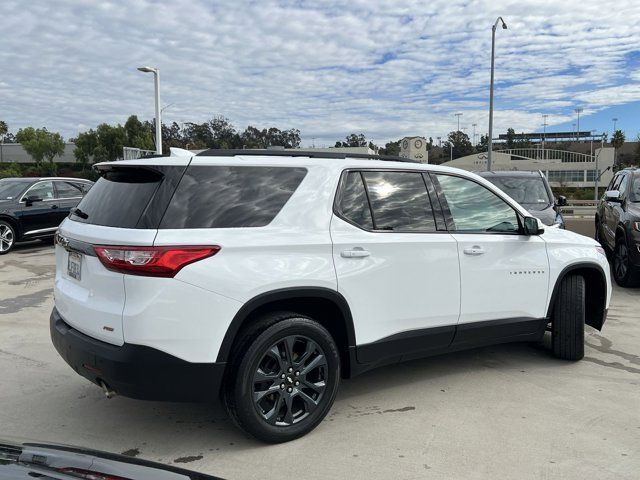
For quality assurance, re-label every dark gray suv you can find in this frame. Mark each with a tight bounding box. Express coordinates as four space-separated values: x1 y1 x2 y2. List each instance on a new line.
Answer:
596 167 640 287
477 170 566 228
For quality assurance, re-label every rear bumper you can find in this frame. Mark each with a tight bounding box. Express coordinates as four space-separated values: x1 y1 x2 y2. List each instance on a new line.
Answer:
50 308 226 402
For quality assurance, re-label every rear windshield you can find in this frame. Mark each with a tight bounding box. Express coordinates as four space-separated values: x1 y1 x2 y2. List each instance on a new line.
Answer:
160 166 307 229
484 175 551 210
71 168 164 228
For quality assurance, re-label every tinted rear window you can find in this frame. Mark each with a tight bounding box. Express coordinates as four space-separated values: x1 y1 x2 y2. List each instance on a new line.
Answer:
160 166 307 229
71 168 163 228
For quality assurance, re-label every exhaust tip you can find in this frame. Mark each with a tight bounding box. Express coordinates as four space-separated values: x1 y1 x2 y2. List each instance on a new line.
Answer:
98 379 117 399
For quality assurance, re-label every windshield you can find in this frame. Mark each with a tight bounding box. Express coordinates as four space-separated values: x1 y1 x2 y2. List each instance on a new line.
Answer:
0 179 29 200
485 176 552 210
631 175 640 202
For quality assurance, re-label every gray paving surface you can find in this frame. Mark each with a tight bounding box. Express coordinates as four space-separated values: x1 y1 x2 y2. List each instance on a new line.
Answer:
1 241 639 480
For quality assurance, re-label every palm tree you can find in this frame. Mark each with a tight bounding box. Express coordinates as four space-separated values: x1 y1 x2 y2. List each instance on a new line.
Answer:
611 129 625 165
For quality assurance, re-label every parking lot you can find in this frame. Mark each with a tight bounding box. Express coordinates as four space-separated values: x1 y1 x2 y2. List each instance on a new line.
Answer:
1 241 639 480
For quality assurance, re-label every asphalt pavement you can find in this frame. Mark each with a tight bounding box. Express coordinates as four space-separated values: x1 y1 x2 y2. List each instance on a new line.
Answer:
1 240 639 480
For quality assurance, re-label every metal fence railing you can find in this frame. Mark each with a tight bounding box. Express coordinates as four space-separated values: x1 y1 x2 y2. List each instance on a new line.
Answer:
122 147 155 160
496 148 595 164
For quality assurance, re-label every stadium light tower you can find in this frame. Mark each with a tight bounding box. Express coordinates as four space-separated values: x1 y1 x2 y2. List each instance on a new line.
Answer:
612 117 618 133
575 108 583 142
542 114 549 160
454 113 463 131
487 16 507 171
137 66 162 155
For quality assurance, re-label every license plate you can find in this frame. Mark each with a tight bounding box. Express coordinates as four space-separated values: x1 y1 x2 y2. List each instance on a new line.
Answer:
67 251 82 280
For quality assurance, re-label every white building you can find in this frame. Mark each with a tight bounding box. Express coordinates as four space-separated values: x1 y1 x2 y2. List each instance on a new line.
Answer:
399 136 429 163
442 147 615 188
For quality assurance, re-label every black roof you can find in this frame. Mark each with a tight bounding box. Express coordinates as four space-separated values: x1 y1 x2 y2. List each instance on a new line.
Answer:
476 170 543 177
194 149 418 163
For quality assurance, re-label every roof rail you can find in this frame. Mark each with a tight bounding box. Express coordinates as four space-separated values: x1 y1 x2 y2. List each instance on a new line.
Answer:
194 148 419 163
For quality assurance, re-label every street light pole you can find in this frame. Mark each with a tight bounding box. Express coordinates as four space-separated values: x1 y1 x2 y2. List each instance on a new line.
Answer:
487 16 507 172
612 117 618 134
472 123 477 145
574 108 583 142
137 66 162 155
542 114 548 160
455 113 462 132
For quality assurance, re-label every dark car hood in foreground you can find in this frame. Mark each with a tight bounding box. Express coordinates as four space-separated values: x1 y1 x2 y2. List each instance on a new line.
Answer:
0 438 223 480
521 204 556 226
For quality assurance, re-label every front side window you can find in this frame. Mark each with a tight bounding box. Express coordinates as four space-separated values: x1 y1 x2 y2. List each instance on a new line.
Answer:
617 174 629 197
337 172 374 229
361 171 436 232
436 174 520 233
24 181 55 201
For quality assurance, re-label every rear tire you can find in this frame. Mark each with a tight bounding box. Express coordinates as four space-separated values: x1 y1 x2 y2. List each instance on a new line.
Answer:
613 237 639 287
0 220 16 255
224 312 340 443
552 274 585 361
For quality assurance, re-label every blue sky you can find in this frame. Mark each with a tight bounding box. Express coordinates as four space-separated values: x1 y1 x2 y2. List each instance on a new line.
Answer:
1 0 639 147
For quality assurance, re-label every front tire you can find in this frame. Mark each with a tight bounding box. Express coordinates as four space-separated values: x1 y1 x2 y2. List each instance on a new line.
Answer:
0 220 16 255
552 274 585 361
225 312 340 443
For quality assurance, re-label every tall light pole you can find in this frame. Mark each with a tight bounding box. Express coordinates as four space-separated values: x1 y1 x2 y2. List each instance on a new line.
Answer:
542 114 548 160
487 16 507 171
574 107 583 142
472 123 477 145
454 113 463 132
137 66 162 155
612 117 618 133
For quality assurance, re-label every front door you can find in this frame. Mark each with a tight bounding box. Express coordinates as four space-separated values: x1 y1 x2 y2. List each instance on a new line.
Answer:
432 173 549 345
330 170 460 363
19 180 59 236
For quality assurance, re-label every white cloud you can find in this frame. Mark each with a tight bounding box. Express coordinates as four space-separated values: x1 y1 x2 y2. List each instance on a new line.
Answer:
1 0 639 146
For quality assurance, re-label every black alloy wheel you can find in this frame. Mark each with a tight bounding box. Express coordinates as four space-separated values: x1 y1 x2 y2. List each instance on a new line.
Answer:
252 335 327 426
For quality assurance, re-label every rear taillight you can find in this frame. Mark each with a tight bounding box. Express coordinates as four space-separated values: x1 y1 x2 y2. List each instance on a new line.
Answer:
93 245 220 277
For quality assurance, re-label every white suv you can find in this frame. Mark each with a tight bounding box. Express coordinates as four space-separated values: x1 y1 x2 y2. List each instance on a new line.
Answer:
51 150 611 443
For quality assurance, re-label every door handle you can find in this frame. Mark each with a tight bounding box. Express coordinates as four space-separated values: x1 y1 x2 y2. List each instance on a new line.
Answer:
463 246 485 256
341 248 370 258
51 205 58 209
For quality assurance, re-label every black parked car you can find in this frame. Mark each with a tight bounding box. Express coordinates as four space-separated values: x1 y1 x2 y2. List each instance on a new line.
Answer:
0 177 93 254
477 170 566 228
0 437 222 479
596 167 640 287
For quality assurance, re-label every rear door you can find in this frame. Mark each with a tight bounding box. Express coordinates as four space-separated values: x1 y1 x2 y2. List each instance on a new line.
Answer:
432 173 549 342
54 164 186 345
331 169 460 363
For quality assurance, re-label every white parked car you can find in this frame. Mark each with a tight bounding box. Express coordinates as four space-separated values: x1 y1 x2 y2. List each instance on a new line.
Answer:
51 150 611 443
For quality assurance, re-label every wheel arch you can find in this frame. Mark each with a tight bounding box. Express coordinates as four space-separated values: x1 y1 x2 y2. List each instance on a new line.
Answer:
547 263 607 331
217 287 357 378
0 214 21 240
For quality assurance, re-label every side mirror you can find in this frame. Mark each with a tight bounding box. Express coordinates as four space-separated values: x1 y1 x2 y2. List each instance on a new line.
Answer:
523 216 544 235
604 190 621 202
24 195 43 205
556 195 567 207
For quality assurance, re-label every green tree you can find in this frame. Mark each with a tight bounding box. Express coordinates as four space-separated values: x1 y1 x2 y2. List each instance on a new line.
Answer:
95 123 128 162
443 130 473 160
379 140 400 156
73 129 99 169
505 128 516 149
611 129 625 165
335 133 367 147
0 121 7 140
15 127 65 169
125 115 154 150
476 134 489 153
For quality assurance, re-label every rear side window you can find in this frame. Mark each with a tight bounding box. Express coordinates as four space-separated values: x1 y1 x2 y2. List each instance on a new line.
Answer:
160 166 307 229
72 168 164 228
336 172 374 229
54 181 83 199
361 171 436 232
